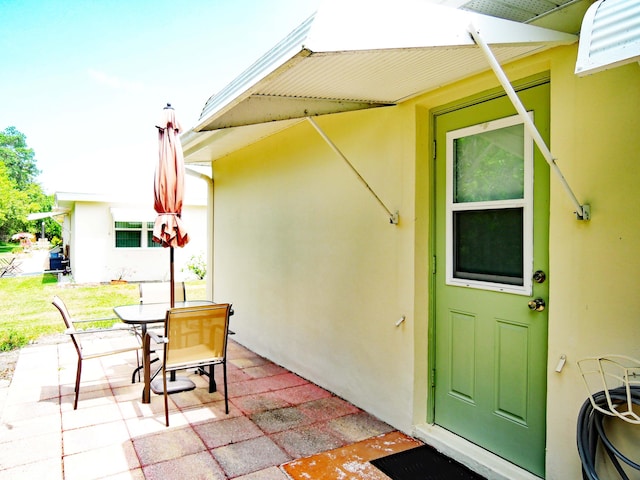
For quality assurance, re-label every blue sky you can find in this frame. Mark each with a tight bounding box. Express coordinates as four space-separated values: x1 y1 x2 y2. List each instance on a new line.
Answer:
0 0 321 196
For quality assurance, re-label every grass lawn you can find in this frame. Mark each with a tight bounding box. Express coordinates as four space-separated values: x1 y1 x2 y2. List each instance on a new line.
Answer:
0 275 206 351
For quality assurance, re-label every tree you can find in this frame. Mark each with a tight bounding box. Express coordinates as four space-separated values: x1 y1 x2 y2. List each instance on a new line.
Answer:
0 127 40 190
0 126 59 242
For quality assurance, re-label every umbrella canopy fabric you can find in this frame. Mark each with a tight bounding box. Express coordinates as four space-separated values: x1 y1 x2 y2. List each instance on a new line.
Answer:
11 232 35 240
153 105 189 248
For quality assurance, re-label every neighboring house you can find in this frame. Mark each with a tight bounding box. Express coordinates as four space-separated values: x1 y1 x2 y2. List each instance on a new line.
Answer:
181 1 639 479
54 190 208 284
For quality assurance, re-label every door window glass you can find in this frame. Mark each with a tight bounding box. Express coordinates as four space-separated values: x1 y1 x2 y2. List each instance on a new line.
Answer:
446 115 533 294
454 124 524 202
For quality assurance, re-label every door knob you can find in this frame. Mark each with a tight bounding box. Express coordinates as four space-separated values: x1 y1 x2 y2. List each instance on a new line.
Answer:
533 270 546 283
528 298 546 312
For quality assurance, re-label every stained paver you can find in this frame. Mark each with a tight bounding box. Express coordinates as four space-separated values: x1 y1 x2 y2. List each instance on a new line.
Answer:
0 335 402 479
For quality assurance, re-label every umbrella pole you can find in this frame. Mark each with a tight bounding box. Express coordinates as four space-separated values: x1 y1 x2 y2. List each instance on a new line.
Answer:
170 247 175 308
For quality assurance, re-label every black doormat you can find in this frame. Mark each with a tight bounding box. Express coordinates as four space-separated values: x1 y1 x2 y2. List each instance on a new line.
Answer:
370 445 486 480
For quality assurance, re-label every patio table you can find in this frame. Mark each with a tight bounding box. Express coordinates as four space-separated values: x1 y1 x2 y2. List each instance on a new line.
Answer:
114 300 215 403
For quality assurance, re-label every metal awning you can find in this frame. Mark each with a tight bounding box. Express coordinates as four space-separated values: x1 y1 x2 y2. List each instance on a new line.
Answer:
575 0 640 76
27 209 70 221
182 0 576 163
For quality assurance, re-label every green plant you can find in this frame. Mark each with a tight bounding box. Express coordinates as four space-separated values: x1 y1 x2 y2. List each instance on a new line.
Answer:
185 253 206 279
0 328 29 351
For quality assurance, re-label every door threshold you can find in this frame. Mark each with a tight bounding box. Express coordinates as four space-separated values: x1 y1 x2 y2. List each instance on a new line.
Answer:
412 424 543 480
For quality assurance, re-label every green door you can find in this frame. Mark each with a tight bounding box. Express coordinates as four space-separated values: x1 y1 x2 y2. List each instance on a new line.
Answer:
433 82 550 477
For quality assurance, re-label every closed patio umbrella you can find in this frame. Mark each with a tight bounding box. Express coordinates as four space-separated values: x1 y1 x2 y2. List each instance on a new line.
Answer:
153 103 189 307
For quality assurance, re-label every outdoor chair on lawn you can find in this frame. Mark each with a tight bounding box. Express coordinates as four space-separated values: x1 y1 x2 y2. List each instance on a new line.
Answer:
52 295 141 410
0 256 22 277
148 303 232 426
130 281 186 383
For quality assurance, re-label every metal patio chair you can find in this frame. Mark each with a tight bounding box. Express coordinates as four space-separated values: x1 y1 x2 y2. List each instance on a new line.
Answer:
52 295 141 409
0 256 22 277
148 303 232 426
130 281 186 383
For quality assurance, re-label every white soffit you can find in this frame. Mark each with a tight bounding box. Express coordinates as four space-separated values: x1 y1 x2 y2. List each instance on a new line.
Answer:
184 0 576 162
575 0 640 76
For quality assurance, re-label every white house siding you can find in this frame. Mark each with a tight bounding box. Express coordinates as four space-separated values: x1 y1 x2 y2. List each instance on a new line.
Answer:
61 199 207 284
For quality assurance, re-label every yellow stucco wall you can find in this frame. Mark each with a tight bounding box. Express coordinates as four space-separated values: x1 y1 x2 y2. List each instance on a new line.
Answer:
546 46 640 480
212 105 418 431
206 43 639 479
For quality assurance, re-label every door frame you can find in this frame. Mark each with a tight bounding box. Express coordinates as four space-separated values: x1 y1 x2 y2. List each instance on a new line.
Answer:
426 72 551 425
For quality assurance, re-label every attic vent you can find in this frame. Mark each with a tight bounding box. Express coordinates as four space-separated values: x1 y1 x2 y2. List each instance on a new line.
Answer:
575 0 640 75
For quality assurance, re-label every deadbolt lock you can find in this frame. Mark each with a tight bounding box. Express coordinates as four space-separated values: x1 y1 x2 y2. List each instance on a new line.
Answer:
533 270 546 283
528 298 546 312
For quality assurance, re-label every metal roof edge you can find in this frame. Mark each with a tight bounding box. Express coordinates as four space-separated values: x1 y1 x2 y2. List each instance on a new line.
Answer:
189 0 578 138
195 12 316 129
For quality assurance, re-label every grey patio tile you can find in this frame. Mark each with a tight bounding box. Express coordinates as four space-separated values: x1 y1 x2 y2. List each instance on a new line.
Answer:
271 383 333 405
229 377 278 397
271 423 346 459
297 396 360 422
182 399 242 424
0 398 60 422
143 451 225 480
250 406 313 434
0 457 62 480
0 431 61 470
235 466 291 479
265 372 309 391
232 391 291 415
59 386 116 411
230 356 270 369
194 415 263 448
0 412 61 443
63 441 140 480
100 468 146 479
212 436 291 478
169 382 225 408
132 426 206 466
243 363 289 379
61 402 124 430
326 412 395 443
63 420 130 455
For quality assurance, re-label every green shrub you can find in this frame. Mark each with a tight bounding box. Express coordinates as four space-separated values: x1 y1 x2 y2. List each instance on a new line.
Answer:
185 253 206 279
0 329 29 351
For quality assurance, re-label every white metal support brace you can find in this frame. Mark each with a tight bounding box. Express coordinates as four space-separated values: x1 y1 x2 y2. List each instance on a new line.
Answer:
468 23 590 221
306 116 399 225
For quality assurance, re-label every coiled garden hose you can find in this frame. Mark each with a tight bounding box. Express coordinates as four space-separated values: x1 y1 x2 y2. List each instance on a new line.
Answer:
577 386 640 480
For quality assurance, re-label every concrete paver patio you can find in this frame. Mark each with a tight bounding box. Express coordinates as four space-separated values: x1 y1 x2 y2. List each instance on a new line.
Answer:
0 332 409 479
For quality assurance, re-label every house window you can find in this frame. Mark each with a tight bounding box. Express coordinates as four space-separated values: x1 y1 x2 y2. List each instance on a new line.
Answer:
114 221 161 248
146 222 162 248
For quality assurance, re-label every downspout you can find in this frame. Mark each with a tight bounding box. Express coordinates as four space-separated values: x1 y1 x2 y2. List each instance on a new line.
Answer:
468 23 590 221
185 167 214 300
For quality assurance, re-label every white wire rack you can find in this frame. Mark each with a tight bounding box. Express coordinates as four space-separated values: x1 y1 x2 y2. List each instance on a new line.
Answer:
577 355 640 425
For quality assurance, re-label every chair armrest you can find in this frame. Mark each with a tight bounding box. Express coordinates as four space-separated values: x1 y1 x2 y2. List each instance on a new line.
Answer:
148 330 168 344
65 327 119 335
72 317 121 324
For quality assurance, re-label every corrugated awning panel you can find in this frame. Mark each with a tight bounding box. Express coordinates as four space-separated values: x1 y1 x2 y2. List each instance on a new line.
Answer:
575 0 640 75
200 44 552 131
